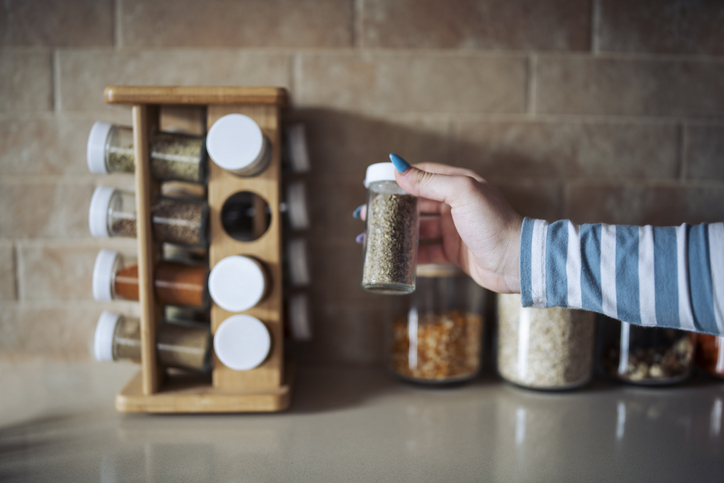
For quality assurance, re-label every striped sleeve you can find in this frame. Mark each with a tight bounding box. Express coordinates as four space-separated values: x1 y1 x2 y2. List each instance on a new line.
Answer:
519 218 724 336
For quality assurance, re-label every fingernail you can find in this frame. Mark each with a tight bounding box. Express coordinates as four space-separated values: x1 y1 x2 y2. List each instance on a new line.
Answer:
355 233 365 244
353 204 363 219
389 153 410 173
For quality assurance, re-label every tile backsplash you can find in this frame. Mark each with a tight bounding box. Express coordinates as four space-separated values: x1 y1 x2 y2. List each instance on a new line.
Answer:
1 0 723 365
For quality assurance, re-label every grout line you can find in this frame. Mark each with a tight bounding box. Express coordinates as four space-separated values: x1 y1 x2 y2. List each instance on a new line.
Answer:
291 53 302 99
12 243 20 302
114 0 122 49
679 121 688 180
352 0 362 48
52 50 61 112
591 0 601 54
448 118 457 165
526 54 537 116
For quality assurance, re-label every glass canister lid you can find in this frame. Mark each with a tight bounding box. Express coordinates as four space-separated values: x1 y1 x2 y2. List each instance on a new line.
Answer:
208 255 268 312
214 315 271 371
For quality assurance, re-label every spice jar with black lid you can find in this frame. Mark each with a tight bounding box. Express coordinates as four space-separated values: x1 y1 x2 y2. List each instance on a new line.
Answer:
206 114 271 177
92 249 208 308
389 264 485 384
94 311 211 372
89 186 208 247
361 162 419 295
87 122 207 184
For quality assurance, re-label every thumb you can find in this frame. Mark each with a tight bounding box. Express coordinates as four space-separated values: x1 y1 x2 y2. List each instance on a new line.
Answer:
390 154 471 207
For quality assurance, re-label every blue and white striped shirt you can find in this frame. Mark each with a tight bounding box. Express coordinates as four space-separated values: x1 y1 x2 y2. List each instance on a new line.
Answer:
520 218 724 336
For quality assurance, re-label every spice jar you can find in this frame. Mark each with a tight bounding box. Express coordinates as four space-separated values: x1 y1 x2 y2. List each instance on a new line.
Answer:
598 316 695 385
208 255 269 312
389 265 484 384
361 162 419 295
86 122 207 183
497 294 595 390
94 311 211 372
206 114 271 177
283 181 311 231
695 335 724 379
214 315 271 371
89 186 209 247
92 250 208 308
286 293 312 341
286 238 311 287
283 123 311 174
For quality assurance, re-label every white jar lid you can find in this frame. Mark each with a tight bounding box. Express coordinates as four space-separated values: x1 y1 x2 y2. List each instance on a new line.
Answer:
208 255 267 312
94 310 121 362
87 121 113 174
214 315 271 371
289 293 312 341
287 238 311 287
92 249 121 301
206 114 266 173
286 181 310 230
364 162 397 188
285 123 311 173
88 186 116 238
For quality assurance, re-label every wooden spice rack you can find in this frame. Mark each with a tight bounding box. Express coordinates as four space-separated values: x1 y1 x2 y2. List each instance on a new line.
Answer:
106 86 291 413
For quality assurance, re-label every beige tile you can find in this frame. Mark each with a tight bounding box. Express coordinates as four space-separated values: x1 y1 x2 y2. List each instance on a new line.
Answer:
494 181 564 221
308 239 377 304
597 0 724 54
307 175 367 241
0 244 16 301
685 124 724 181
0 306 20 352
58 50 291 111
537 57 724 117
456 120 679 180
297 52 527 113
17 244 97 301
361 0 590 51
121 0 352 48
0 0 113 47
0 52 52 111
567 182 724 226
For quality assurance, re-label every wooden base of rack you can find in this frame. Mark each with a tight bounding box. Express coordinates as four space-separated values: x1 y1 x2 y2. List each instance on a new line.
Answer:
116 366 293 413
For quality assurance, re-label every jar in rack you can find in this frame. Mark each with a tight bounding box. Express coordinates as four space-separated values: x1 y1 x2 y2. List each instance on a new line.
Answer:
206 114 271 177
695 334 724 379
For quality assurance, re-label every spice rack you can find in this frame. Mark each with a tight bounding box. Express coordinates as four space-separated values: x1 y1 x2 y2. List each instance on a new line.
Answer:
105 86 291 413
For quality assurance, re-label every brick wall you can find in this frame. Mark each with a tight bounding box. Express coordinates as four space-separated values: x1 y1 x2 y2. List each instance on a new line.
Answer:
1 0 723 365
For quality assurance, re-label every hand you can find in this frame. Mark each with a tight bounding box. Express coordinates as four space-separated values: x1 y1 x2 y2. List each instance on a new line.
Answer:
357 157 523 294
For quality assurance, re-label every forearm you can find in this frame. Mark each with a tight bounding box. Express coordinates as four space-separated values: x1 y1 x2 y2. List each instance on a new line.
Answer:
520 218 724 336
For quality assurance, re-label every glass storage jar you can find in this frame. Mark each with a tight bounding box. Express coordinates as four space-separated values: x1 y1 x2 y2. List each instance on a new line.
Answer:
497 294 595 390
206 114 271 177
389 265 485 384
89 186 209 247
92 249 208 308
695 334 724 379
94 311 211 372
87 122 207 183
597 315 696 385
361 162 419 295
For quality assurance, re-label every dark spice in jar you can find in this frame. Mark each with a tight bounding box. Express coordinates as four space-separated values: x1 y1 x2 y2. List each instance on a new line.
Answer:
695 334 724 378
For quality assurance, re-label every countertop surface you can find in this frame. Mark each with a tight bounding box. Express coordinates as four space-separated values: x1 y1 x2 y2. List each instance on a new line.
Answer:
1 364 723 482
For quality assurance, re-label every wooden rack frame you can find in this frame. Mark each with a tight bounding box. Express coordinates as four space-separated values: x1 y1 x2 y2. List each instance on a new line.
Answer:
107 86 291 413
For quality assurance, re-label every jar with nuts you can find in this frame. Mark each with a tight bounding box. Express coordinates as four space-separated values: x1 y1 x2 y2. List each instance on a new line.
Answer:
388 264 485 384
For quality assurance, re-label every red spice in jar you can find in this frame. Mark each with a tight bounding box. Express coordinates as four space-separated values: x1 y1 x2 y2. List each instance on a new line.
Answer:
114 261 208 307
695 334 724 378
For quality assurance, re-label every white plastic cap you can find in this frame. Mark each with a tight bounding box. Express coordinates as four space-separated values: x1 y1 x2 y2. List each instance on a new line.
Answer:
92 249 121 301
287 238 311 287
87 122 113 174
289 293 312 341
208 255 268 312
286 123 311 173
364 162 397 188
206 114 266 173
214 315 271 371
88 186 116 238
286 181 310 230
94 310 121 362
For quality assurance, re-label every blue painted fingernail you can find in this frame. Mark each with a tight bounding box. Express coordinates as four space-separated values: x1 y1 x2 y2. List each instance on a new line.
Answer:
355 233 365 244
353 204 363 219
389 153 410 173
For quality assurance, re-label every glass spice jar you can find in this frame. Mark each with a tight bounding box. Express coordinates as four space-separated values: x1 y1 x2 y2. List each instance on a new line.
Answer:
285 238 311 287
87 122 207 184
206 114 271 177
94 311 211 372
214 315 272 371
695 334 724 379
597 316 696 385
89 186 209 247
283 181 311 231
497 294 595 390
361 162 419 295
208 255 269 312
92 249 208 308
286 292 312 341
389 265 485 384
283 123 311 174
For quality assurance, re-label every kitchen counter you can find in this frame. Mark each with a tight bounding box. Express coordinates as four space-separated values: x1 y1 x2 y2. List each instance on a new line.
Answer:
1 364 723 482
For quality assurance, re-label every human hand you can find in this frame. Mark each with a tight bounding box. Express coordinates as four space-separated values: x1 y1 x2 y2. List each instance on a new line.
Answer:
355 155 523 294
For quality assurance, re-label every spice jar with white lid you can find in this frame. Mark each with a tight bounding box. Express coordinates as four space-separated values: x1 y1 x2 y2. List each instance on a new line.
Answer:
389 265 485 384
206 114 271 177
214 315 272 371
92 249 208 308
283 123 311 174
208 255 269 312
285 238 311 287
497 294 595 390
87 122 207 183
286 293 312 341
283 181 311 231
89 186 209 247
361 162 419 295
94 311 211 372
